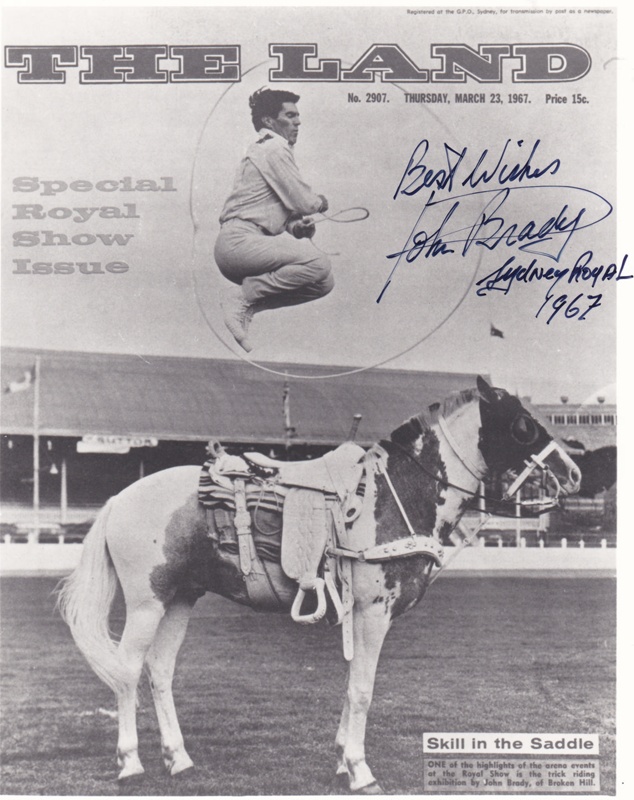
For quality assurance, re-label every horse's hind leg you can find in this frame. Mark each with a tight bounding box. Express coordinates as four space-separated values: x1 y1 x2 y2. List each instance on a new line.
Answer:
115 598 166 781
145 594 196 776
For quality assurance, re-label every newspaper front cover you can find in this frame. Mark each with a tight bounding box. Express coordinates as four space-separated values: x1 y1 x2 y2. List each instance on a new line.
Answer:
0 3 626 798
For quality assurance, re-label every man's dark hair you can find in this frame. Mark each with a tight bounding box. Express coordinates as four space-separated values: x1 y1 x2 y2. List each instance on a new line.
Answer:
249 88 300 132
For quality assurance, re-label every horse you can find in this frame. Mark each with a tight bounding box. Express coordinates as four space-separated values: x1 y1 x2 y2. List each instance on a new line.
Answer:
57 376 580 793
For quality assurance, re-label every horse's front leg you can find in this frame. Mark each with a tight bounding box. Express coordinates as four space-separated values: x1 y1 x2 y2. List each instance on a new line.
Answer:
334 693 351 789
336 599 392 794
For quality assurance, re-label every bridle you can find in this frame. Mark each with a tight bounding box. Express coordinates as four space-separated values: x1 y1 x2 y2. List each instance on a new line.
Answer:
502 439 565 511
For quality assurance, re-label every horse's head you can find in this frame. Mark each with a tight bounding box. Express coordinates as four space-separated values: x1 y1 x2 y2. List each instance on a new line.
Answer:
476 375 581 497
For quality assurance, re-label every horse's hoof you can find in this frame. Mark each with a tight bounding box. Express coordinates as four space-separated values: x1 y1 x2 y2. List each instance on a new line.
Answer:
117 751 144 783
172 765 195 779
354 780 385 795
117 772 145 792
166 750 195 777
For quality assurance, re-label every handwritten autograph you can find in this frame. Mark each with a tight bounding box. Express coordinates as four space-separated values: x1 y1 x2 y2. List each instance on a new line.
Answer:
477 251 631 325
392 137 561 198
380 137 626 323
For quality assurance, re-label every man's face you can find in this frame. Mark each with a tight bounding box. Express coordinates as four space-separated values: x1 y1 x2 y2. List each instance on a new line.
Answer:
265 102 301 145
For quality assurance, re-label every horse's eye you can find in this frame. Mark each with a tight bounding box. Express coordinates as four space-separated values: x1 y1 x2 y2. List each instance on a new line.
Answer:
511 414 539 445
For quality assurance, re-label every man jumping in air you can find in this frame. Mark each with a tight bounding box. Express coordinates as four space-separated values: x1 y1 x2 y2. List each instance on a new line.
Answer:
215 88 333 352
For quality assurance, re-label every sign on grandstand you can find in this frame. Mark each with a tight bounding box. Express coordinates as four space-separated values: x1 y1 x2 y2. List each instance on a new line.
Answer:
77 435 158 454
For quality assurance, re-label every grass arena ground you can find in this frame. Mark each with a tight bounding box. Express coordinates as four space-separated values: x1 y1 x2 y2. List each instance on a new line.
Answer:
0 573 615 796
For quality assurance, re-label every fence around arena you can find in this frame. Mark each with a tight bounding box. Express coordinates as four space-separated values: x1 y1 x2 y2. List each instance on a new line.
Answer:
0 526 617 576
0 480 616 575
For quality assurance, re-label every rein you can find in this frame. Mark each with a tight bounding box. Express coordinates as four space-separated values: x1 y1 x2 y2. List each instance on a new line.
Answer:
437 415 484 483
427 516 490 587
387 417 563 518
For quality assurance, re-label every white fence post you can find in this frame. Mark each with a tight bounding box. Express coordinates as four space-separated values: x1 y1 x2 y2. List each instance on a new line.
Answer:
561 537 567 548
515 489 522 548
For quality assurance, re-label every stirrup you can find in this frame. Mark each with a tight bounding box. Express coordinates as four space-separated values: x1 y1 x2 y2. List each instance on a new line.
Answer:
291 577 327 624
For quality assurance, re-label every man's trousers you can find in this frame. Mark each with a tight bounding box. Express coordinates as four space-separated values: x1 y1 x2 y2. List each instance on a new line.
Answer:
214 219 334 311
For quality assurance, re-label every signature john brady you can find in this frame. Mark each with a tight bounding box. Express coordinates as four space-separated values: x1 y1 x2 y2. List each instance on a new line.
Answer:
380 137 629 323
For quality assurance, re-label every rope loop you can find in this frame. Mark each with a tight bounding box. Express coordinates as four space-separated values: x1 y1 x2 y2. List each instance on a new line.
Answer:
314 207 370 225
188 66 481 380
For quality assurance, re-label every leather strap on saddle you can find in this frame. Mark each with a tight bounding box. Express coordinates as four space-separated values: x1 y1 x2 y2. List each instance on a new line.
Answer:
233 479 255 576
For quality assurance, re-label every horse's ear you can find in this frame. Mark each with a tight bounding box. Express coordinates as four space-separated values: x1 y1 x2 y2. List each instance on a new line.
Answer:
477 375 498 404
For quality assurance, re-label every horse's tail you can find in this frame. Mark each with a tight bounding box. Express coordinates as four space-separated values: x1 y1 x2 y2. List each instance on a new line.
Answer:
57 500 128 696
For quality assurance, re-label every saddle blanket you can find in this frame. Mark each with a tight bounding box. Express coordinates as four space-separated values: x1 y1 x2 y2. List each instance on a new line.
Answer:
199 463 287 513
198 459 340 580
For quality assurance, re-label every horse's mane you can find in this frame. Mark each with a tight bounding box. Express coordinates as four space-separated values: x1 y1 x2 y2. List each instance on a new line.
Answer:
435 387 481 420
389 387 480 446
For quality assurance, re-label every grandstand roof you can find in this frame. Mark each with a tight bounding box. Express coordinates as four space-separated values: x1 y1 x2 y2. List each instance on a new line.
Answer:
553 424 617 452
1 348 484 446
532 402 617 451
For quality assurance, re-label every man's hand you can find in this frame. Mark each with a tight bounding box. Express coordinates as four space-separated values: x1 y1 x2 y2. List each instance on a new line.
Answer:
317 194 329 213
289 216 316 239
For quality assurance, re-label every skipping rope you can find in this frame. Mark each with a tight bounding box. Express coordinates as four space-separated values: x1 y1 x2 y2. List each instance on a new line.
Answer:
188 66 481 381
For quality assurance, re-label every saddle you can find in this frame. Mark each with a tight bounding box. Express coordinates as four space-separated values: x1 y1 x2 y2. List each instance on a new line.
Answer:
243 443 364 499
199 441 366 625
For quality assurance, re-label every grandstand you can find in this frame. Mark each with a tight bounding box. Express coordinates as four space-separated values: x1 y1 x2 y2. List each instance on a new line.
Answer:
0 347 616 570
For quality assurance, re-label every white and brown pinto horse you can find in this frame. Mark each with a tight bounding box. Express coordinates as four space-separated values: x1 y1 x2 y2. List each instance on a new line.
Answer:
58 377 580 793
